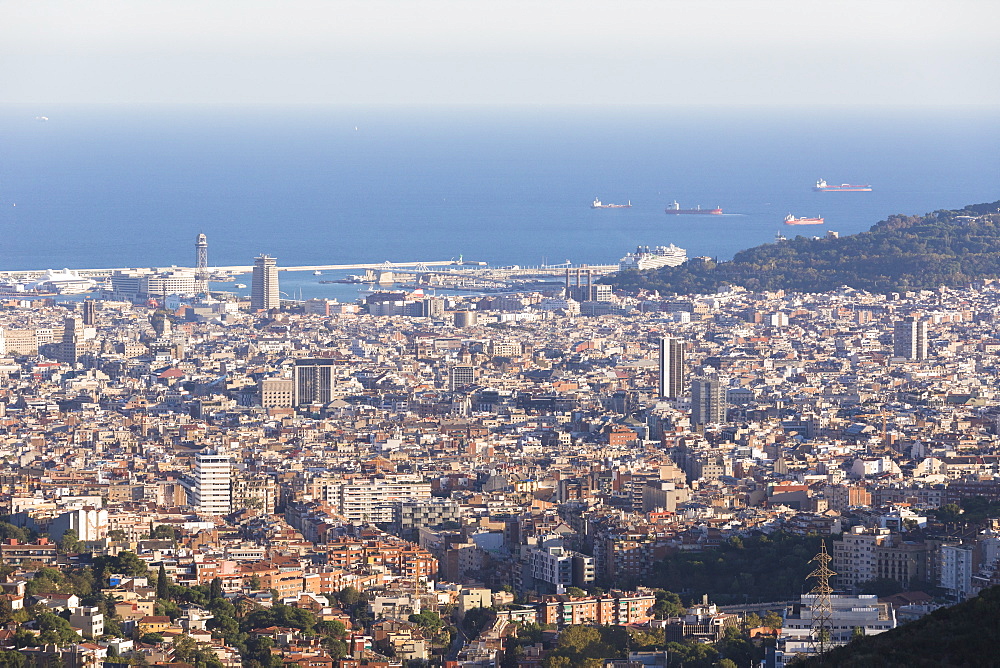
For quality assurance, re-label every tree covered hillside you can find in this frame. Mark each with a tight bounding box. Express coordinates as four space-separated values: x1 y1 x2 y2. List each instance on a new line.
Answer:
608 200 1000 295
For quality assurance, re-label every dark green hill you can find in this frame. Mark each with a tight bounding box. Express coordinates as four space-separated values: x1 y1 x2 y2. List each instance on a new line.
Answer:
804 585 1000 667
607 200 1000 295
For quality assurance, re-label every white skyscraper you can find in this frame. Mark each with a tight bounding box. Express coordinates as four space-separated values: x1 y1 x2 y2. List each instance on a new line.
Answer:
192 449 232 515
893 317 927 360
251 254 279 311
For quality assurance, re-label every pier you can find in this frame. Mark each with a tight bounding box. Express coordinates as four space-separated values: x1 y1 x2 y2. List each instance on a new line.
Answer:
0 261 619 284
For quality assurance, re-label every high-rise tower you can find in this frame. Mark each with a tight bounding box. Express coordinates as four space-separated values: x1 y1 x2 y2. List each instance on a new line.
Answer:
195 234 209 294
690 377 725 426
60 316 84 364
191 449 232 515
82 299 97 326
251 254 279 311
294 358 336 407
893 317 927 360
658 337 685 399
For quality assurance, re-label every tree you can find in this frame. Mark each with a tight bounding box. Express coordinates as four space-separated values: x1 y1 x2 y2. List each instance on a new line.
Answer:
209 576 224 601
0 649 26 666
36 612 81 644
11 628 37 648
316 619 347 639
651 589 685 618
0 522 28 543
59 529 81 554
323 638 347 659
936 503 963 524
242 603 317 634
151 525 178 541
92 551 148 581
107 528 127 542
25 568 69 597
409 611 443 632
857 577 904 598
337 586 361 608
104 617 125 638
552 626 612 662
172 634 197 662
157 564 169 601
763 611 783 629
140 633 165 644
461 607 496 639
717 626 760 667
246 635 281 668
628 627 665 650
651 532 826 605
511 622 548 646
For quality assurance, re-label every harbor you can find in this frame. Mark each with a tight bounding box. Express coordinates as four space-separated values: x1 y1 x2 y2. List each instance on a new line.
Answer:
0 258 621 301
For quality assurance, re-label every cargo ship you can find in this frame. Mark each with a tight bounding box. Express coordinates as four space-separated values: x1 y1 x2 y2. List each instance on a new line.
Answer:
814 179 872 192
664 201 723 215
784 214 824 225
592 197 632 209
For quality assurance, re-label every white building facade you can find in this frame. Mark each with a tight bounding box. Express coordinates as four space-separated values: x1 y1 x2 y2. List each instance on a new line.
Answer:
190 450 233 515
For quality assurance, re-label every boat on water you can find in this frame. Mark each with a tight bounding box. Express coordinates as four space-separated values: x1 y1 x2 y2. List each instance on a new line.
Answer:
814 179 872 192
313 270 322 275
592 197 632 209
784 214 824 226
665 201 723 215
618 244 687 270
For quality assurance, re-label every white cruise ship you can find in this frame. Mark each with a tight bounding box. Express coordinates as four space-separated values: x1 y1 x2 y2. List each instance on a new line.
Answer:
28 269 97 295
618 244 687 271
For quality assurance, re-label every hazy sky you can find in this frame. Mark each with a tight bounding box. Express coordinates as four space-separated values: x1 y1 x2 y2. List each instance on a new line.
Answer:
3 0 998 106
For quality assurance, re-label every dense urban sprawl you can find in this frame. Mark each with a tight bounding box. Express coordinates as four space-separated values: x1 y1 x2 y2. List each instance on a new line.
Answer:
3 276 1000 666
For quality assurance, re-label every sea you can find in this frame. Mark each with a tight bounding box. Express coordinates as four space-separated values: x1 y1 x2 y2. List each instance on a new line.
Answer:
0 104 997 302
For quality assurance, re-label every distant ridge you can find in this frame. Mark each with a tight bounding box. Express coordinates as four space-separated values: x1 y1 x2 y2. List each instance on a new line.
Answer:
607 199 1000 295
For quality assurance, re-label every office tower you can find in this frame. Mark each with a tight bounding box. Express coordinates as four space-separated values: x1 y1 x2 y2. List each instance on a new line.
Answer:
60 317 84 364
658 337 685 399
893 317 927 360
191 449 232 515
450 365 475 390
453 311 477 327
690 377 726 426
294 358 336 407
260 376 294 409
82 300 97 326
195 233 209 294
251 254 279 311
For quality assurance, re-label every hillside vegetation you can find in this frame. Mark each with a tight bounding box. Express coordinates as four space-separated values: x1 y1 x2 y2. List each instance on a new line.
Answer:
608 200 1000 295
648 532 825 605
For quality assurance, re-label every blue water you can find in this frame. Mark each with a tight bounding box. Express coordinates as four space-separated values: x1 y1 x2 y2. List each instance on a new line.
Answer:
0 105 997 300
